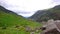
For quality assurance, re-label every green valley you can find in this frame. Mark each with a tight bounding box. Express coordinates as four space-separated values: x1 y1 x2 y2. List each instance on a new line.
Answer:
0 6 42 34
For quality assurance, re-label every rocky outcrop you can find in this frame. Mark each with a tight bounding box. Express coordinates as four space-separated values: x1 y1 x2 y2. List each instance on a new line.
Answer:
41 19 60 34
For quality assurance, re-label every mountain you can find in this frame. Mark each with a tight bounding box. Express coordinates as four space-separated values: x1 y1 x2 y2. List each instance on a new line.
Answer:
0 5 42 34
53 5 60 9
29 5 60 22
0 6 17 14
29 10 53 22
29 10 47 20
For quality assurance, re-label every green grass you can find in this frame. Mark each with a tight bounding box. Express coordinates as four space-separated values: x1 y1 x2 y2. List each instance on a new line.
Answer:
0 10 42 34
0 27 30 34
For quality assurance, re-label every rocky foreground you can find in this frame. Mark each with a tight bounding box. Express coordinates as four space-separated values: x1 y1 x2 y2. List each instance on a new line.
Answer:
41 19 60 34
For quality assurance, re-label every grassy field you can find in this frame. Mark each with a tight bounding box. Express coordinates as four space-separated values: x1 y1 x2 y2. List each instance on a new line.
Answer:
0 9 42 34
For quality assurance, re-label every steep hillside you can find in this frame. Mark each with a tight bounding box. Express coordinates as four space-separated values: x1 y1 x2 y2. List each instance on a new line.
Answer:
29 10 47 20
0 6 42 34
29 5 60 22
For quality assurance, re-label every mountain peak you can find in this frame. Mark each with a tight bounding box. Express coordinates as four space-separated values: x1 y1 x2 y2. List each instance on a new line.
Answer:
53 5 60 9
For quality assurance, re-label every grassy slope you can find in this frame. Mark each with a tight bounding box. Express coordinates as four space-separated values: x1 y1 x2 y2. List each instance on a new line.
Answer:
0 9 42 34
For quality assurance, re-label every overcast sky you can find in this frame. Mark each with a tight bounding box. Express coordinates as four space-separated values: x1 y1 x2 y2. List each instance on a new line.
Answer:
0 0 60 17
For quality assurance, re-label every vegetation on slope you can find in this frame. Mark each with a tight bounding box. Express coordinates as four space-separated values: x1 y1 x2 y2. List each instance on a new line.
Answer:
0 6 42 34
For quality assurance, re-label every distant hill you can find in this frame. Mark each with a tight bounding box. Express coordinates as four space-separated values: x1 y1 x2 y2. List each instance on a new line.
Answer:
29 5 60 22
29 10 47 20
0 6 17 14
0 5 42 34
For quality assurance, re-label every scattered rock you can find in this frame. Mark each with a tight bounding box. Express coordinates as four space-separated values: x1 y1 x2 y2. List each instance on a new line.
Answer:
40 27 46 30
25 26 32 32
44 28 60 34
35 27 40 32
30 32 35 34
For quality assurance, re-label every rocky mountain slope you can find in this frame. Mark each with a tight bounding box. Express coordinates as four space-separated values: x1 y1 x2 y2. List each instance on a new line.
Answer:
29 5 60 22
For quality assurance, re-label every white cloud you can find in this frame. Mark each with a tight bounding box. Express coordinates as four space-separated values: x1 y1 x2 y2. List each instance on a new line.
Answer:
0 0 58 17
